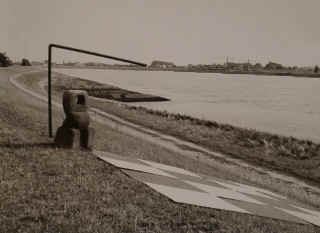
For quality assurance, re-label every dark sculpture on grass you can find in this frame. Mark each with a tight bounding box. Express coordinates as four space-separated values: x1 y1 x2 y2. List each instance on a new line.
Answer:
55 90 95 150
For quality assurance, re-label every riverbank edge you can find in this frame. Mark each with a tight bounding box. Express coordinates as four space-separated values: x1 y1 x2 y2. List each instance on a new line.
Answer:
54 65 320 79
51 72 169 102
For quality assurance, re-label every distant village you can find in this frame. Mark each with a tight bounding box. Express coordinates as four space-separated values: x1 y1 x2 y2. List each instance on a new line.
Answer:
1 52 319 77
53 59 320 77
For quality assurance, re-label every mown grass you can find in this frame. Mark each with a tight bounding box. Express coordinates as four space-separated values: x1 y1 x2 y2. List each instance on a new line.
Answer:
8 69 320 232
110 105 320 176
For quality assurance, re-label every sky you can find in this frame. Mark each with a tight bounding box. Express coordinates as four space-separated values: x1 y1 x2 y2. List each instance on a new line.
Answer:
3 0 320 66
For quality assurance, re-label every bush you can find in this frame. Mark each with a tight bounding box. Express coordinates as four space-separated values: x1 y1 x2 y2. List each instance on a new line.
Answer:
21 58 31 66
0 52 12 67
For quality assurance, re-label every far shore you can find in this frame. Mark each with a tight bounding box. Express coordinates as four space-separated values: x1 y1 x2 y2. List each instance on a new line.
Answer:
52 64 320 79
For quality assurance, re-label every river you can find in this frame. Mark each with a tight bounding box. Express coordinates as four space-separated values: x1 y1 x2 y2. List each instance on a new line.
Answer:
57 68 320 142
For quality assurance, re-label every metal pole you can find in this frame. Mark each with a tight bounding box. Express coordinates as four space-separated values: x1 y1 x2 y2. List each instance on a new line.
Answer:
50 44 147 67
48 45 52 137
47 44 147 137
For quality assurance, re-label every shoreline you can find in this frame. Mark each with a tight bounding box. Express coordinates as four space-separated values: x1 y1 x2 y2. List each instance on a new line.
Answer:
53 65 320 79
51 72 170 103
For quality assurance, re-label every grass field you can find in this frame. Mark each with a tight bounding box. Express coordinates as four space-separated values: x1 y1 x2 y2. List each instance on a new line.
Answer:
5 69 320 232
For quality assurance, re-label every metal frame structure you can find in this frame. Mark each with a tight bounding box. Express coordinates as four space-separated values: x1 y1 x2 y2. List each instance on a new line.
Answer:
48 44 147 137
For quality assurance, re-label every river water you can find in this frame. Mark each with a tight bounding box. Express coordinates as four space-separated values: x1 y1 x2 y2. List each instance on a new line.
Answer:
57 68 320 142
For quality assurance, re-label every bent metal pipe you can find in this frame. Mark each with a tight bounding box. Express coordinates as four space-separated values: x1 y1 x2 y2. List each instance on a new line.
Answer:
48 43 147 137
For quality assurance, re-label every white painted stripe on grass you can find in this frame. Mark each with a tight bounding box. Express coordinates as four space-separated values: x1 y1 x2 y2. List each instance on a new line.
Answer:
277 205 320 227
185 181 264 205
145 182 250 214
139 159 202 178
98 155 176 178
213 180 286 200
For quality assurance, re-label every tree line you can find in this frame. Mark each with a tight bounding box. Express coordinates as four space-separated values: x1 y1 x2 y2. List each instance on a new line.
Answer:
0 52 12 67
0 52 32 67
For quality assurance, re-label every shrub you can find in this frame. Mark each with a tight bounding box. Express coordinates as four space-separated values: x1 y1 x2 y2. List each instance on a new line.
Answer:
21 58 32 66
0 52 12 67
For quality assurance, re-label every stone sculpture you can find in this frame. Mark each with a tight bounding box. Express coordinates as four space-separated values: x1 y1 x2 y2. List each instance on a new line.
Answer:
55 90 95 150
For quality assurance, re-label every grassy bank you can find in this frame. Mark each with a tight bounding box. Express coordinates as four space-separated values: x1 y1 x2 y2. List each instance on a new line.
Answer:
3 70 320 232
52 73 169 102
115 105 320 181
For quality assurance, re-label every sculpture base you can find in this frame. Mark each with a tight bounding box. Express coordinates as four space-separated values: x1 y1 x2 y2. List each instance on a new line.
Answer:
55 127 80 149
55 126 95 150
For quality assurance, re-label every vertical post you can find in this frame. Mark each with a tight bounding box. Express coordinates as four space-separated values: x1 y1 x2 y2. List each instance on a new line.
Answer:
48 45 52 137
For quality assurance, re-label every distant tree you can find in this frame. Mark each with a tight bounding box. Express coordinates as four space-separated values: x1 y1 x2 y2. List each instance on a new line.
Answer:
0 52 12 67
21 58 31 66
265 61 283 70
253 63 263 70
314 65 319 73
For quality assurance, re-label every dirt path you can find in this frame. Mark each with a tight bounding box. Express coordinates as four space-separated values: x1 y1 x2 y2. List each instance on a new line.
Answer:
9 69 320 202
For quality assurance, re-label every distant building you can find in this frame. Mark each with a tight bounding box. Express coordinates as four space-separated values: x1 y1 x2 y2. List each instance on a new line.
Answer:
242 62 252 71
225 62 252 71
265 62 283 70
31 61 43 66
150 60 176 69
63 61 80 66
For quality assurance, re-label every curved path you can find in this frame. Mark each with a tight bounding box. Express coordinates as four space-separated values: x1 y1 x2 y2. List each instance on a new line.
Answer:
9 69 320 199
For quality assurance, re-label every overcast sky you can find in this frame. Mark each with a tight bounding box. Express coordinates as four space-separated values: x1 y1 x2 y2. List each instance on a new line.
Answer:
3 0 320 66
